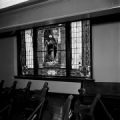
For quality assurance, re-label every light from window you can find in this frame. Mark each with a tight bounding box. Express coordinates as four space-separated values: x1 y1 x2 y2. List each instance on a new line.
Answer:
71 21 82 69
70 20 91 78
25 29 33 68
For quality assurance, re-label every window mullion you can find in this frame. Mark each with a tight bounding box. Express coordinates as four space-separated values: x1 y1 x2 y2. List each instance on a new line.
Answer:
65 22 71 77
82 20 91 78
17 30 22 76
33 28 38 75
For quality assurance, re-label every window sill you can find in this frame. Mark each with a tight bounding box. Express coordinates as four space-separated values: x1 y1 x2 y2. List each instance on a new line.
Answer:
14 75 94 82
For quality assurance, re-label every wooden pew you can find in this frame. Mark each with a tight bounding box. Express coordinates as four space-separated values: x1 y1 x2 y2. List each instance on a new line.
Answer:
0 101 13 120
10 82 49 120
0 80 4 92
0 81 17 95
26 82 49 120
91 95 114 120
11 81 32 113
51 95 73 120
24 81 32 94
0 81 32 120
0 81 18 120
24 82 49 113
14 81 32 101
26 97 45 120
77 94 114 120
0 81 17 107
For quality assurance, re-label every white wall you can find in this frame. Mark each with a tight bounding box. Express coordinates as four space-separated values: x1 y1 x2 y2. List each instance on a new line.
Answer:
93 22 120 82
0 37 15 87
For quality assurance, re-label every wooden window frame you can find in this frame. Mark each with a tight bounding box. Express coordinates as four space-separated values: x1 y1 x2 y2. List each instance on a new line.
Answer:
15 19 93 82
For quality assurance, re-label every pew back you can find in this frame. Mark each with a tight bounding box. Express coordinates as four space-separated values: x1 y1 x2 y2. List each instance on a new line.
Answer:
82 94 114 120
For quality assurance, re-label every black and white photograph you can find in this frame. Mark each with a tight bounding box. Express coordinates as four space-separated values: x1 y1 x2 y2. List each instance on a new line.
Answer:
0 0 120 120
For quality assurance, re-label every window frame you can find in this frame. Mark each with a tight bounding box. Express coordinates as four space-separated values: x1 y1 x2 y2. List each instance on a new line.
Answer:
16 20 93 82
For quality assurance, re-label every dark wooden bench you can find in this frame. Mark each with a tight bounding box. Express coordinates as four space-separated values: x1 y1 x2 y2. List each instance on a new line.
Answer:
76 94 114 120
50 95 73 120
10 82 49 120
0 80 4 92
0 81 18 120
26 82 49 120
26 97 45 120
0 81 17 107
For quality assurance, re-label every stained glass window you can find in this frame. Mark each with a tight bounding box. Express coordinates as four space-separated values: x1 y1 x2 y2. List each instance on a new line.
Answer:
71 21 82 69
25 29 34 68
71 20 91 77
37 24 66 76
20 29 34 75
18 20 92 80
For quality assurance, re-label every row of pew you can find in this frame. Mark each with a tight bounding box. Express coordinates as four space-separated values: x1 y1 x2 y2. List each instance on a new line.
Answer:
0 80 114 120
0 80 74 120
0 80 49 120
73 94 114 120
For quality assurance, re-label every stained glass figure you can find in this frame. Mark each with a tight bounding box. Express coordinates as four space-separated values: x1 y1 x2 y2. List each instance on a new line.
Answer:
37 24 66 76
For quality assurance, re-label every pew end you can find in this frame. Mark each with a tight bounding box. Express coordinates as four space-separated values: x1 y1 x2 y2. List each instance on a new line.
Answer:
77 94 114 120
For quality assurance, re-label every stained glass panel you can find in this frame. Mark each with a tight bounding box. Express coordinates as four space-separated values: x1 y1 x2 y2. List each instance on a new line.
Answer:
20 29 34 75
71 20 91 78
37 24 66 76
25 29 34 68
71 21 82 69
18 20 92 79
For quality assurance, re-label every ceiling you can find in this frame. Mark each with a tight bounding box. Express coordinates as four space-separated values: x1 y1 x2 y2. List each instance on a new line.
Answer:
0 0 29 9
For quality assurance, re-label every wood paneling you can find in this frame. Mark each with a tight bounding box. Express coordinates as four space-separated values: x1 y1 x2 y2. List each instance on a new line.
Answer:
84 81 120 96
